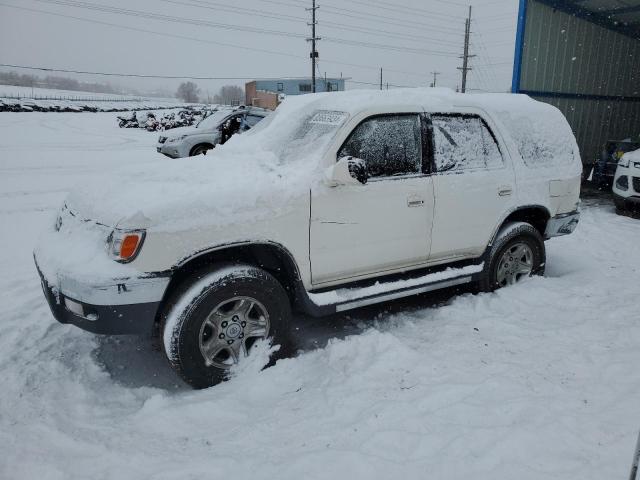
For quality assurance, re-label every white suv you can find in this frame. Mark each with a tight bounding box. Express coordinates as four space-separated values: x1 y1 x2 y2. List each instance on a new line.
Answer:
35 89 582 388
157 106 269 158
612 148 640 213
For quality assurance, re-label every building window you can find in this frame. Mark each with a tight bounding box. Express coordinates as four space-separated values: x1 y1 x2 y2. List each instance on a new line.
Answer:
277 82 284 92
299 83 312 92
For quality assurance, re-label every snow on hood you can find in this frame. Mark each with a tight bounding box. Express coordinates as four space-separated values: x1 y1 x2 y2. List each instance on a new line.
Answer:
64 149 309 231
162 125 198 138
65 94 344 231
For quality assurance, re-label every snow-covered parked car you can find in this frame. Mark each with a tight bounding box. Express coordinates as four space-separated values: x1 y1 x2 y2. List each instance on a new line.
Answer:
34 89 582 388
612 148 640 213
156 106 269 158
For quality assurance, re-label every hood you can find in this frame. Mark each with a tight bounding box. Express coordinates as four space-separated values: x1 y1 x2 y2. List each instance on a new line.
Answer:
163 125 200 138
64 142 315 233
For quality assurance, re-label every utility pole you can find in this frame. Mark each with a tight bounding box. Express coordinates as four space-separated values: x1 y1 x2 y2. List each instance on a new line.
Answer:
306 0 320 93
457 6 475 93
430 71 441 88
380 68 383 90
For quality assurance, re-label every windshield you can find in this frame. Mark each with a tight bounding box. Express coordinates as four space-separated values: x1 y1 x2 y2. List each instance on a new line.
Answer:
280 110 349 161
196 109 234 129
240 108 348 164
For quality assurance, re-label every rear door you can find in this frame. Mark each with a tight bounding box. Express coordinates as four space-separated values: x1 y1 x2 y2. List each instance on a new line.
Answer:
428 112 517 261
309 112 434 285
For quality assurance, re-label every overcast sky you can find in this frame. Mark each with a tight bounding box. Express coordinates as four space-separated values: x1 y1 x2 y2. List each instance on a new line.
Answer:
0 0 518 97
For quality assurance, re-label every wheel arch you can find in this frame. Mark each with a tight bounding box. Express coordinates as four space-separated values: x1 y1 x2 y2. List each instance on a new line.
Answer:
488 205 551 248
156 241 305 324
189 142 215 156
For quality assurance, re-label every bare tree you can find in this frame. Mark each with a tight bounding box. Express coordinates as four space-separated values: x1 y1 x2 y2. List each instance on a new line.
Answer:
176 82 200 103
213 85 244 105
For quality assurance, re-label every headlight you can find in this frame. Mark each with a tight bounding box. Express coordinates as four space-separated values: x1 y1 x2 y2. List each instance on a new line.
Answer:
618 156 630 168
168 135 187 143
107 229 145 263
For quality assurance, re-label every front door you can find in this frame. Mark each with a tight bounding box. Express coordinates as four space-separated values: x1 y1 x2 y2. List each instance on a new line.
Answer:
310 113 434 285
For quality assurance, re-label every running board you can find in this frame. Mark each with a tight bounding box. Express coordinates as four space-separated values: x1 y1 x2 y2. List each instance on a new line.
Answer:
304 263 483 315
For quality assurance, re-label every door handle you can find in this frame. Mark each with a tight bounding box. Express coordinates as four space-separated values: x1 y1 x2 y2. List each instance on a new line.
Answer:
498 186 512 197
407 196 425 207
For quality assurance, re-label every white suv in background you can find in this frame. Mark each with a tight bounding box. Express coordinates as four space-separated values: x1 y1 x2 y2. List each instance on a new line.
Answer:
35 89 582 389
613 148 640 213
157 106 269 158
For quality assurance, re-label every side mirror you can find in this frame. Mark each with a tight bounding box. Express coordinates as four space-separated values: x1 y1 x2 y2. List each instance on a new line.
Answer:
326 156 368 186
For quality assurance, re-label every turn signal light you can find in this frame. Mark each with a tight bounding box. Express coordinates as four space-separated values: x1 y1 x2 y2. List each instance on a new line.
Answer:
107 229 145 263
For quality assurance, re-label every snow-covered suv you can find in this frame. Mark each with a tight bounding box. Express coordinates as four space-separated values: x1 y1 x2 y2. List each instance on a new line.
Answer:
612 148 640 213
157 106 269 158
35 89 582 388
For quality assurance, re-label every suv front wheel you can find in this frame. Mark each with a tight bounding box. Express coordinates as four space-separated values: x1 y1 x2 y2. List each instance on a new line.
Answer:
479 222 545 292
161 264 292 389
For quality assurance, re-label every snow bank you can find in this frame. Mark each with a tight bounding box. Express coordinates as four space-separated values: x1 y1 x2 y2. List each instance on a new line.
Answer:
2 113 640 479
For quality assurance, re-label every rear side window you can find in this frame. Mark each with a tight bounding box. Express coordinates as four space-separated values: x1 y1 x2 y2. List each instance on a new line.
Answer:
431 115 503 172
338 114 422 178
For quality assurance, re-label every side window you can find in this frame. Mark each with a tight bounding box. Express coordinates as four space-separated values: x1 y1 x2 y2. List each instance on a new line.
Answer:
431 115 503 172
245 114 263 127
338 114 422 178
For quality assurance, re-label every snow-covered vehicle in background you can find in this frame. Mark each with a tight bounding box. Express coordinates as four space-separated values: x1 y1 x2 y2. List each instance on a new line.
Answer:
591 139 640 189
34 89 582 388
613 148 640 213
156 106 269 158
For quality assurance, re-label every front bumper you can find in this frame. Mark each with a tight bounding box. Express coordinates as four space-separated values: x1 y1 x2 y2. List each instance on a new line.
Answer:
35 258 170 335
544 210 580 239
613 192 640 211
157 143 182 159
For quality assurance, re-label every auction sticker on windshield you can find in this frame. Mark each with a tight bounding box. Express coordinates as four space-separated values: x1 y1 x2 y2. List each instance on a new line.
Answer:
308 110 348 125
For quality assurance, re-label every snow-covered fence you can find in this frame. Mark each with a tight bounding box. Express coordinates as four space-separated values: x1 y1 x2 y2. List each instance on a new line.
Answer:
1 93 144 102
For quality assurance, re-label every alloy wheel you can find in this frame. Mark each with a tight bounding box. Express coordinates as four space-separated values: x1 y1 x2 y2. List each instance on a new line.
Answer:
198 296 270 368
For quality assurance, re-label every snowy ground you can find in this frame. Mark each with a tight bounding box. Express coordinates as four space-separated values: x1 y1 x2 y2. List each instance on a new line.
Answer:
1 112 639 479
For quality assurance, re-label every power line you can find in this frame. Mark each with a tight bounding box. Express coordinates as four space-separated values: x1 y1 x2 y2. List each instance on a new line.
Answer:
0 3 434 80
0 3 309 60
338 0 462 20
262 0 463 36
28 0 461 57
0 62 419 90
0 63 307 80
32 0 307 38
169 0 456 46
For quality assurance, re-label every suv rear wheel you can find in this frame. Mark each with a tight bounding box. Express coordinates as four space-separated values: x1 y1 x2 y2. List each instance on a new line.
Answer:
161 264 292 389
479 222 545 292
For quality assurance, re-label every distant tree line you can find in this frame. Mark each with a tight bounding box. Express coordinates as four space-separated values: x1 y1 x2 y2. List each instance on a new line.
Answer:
175 82 244 105
0 70 123 94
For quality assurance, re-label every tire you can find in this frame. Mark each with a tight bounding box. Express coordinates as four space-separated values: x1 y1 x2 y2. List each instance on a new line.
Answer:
161 264 292 389
478 222 545 293
189 144 213 156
